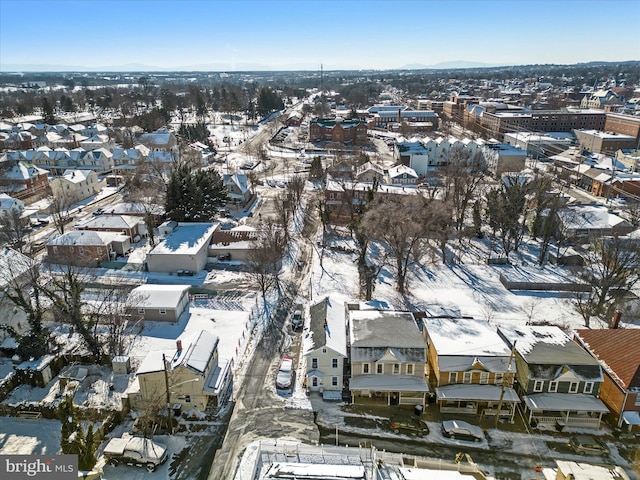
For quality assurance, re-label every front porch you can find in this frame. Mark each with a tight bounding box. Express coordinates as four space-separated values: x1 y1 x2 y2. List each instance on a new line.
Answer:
436 384 520 422
349 375 429 408
524 393 609 429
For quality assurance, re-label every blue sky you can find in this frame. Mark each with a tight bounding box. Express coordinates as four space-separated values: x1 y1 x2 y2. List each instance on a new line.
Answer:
1 0 639 70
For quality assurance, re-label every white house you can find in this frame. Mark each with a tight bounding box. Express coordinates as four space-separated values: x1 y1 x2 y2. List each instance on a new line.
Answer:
50 169 101 202
0 193 25 219
146 222 217 274
304 297 348 400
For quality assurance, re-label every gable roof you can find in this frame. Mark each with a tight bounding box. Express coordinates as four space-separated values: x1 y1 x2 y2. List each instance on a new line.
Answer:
306 296 347 357
575 329 640 390
47 230 127 246
171 329 219 374
77 214 142 230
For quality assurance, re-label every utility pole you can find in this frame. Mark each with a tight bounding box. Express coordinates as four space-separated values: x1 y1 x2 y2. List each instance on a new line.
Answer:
494 340 516 428
163 353 173 435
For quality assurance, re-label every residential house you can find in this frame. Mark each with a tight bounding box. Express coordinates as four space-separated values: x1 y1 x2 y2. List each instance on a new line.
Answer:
387 164 418 185
127 284 190 323
0 161 50 204
130 329 232 412
137 127 178 161
0 193 26 220
348 307 429 408
75 214 145 243
46 230 128 266
146 222 216 274
483 143 528 177
574 329 640 432
498 325 608 429
423 318 520 422
223 173 253 208
555 205 634 239
580 89 625 110
101 202 165 226
112 145 150 172
304 297 348 400
354 161 385 184
50 169 102 203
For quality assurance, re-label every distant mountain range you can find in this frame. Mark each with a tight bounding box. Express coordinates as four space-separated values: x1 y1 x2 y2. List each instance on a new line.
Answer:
1 59 637 73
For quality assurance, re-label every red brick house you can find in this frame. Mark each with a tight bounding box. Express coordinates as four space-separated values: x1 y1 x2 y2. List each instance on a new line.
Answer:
574 329 640 432
0 161 51 204
309 117 367 145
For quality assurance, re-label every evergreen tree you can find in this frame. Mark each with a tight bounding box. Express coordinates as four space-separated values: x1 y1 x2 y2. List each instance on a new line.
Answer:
41 97 56 124
165 164 228 222
80 425 96 471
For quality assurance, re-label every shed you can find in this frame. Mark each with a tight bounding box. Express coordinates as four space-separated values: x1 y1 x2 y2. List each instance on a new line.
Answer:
112 356 131 374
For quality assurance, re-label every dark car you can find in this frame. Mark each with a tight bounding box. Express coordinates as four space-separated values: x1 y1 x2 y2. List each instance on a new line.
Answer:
568 434 610 455
441 420 484 442
390 416 429 437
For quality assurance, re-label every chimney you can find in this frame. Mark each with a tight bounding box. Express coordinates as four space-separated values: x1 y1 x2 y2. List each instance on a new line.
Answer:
611 310 622 329
176 339 183 351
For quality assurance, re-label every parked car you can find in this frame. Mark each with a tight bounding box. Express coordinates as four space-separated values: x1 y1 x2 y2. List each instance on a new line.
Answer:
276 356 293 390
390 415 429 437
441 420 484 442
93 208 104 216
568 434 610 456
291 309 304 330
103 434 168 472
176 269 193 276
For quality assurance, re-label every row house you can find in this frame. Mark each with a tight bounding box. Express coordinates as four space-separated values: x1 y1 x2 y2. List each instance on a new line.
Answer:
423 318 520 422
574 329 640 433
308 117 368 145
394 136 487 177
0 160 51 204
7 147 114 175
498 325 608 429
348 307 429 408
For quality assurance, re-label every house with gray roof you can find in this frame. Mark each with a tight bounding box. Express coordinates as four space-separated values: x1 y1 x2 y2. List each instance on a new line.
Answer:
348 307 429 408
46 230 129 265
75 214 146 243
303 297 348 400
423 318 520 422
126 284 190 323
498 325 608 429
146 222 216 274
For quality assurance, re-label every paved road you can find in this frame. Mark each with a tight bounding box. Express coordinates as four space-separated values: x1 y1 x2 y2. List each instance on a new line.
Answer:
207 200 319 480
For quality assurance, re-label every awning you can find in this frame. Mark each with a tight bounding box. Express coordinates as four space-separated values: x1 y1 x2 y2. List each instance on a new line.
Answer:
524 393 609 413
349 375 429 392
436 384 520 403
622 411 640 426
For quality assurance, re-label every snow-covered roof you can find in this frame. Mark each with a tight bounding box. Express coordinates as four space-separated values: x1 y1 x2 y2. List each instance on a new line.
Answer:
149 222 217 256
436 384 520 403
128 284 189 309
47 230 128 246
423 318 511 357
76 214 142 230
524 393 609 413
103 202 164 216
350 310 424 349
59 169 93 184
349 374 429 392
388 164 418 179
0 247 35 288
305 296 348 357
171 329 218 374
264 463 366 479
553 461 630 480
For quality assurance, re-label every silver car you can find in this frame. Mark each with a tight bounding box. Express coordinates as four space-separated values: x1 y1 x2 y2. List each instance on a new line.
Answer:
441 420 484 442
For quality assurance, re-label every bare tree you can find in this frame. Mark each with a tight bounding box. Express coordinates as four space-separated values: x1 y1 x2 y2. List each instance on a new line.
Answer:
248 219 285 302
440 147 486 232
575 235 640 327
485 175 529 258
362 194 429 294
287 175 306 210
48 191 77 235
0 209 30 253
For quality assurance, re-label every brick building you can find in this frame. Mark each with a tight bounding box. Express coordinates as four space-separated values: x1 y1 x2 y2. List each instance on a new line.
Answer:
481 109 606 139
309 117 367 145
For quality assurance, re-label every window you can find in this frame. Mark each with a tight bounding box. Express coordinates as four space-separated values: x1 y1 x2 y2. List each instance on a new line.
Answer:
184 395 191 403
569 382 579 393
494 373 503 386
463 372 472 384
377 364 383 374
322 348 327 354
533 380 544 392
331 377 338 387
393 364 400 375
138 308 145 314
78 247 84 255
159 309 166 315
312 377 318 387
480 372 489 384
362 364 369 374
584 382 594 394
407 364 414 375
449 372 458 384
634 395 640 407
548 381 558 393
53 246 58 254
311 358 318 369
332 358 338 369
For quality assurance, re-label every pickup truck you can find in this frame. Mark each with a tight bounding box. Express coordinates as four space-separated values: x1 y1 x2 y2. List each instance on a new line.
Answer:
103 434 168 472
